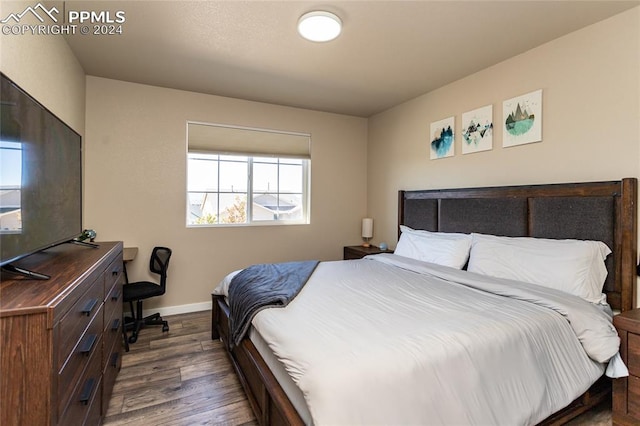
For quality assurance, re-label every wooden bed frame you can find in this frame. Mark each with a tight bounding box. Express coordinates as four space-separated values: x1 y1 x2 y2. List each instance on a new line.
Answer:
212 178 637 425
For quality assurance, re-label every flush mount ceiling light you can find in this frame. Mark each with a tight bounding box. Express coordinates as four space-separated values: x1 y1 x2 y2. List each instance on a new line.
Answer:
297 11 342 42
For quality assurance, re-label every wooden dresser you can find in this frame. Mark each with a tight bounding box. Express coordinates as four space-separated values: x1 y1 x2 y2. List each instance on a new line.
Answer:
1 241 124 425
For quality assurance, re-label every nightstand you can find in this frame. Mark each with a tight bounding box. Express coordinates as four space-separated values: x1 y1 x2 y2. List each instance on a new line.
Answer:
613 309 640 425
343 245 393 260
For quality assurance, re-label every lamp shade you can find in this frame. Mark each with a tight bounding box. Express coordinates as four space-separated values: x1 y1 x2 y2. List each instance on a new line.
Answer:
362 218 373 239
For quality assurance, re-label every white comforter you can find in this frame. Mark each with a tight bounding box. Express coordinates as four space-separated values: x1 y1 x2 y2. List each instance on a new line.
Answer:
215 254 620 425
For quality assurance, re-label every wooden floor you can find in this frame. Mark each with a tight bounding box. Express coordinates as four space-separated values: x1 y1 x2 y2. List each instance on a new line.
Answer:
103 310 257 425
104 310 612 425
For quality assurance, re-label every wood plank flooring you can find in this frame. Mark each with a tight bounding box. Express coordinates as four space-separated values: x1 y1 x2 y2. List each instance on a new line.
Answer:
104 309 612 425
103 310 257 426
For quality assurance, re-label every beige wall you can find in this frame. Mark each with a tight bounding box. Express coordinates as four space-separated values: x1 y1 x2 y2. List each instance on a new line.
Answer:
368 7 640 249
3 1 639 312
0 1 85 135
84 77 368 312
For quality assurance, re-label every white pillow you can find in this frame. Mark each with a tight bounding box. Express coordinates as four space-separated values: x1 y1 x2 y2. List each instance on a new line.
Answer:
394 226 472 269
467 233 611 304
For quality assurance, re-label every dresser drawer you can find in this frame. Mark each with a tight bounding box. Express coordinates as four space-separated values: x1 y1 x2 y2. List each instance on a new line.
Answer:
84 381 103 426
58 304 104 419
59 344 103 426
103 289 123 371
104 276 124 339
51 257 108 326
102 335 122 414
104 257 123 298
58 275 104 370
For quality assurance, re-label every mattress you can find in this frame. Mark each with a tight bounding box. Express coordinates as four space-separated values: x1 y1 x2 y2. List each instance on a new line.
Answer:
217 254 620 425
249 327 313 424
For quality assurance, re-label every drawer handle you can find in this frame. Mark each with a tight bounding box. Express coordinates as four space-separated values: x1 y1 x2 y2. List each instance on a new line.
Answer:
110 289 121 301
79 334 98 355
111 352 119 368
81 299 98 316
112 268 120 276
79 377 96 405
111 318 120 332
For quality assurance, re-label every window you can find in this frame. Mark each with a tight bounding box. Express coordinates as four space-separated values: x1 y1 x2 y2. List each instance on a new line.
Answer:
0 141 22 233
187 123 310 226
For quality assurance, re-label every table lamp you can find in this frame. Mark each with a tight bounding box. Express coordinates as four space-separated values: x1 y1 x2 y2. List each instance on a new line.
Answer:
362 218 373 247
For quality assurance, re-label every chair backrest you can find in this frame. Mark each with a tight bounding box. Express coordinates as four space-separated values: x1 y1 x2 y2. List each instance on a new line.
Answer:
149 246 172 291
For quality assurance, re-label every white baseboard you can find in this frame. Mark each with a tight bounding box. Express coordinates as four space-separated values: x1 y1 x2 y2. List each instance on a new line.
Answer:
135 301 212 318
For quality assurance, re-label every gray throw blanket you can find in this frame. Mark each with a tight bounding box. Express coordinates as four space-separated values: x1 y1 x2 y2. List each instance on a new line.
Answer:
228 260 319 348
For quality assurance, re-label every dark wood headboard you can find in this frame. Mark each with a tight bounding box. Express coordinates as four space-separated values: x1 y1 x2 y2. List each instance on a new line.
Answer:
398 178 637 312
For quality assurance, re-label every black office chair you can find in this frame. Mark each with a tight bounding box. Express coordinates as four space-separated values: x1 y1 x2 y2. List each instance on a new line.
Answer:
123 246 172 343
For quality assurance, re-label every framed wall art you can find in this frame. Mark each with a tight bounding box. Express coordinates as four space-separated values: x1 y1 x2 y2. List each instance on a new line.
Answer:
462 105 493 154
430 116 455 159
502 89 542 147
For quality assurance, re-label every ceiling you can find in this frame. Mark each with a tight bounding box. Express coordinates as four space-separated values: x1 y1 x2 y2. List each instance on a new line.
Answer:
58 1 639 117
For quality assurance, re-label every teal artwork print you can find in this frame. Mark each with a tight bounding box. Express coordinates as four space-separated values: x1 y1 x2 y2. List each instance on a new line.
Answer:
505 103 534 136
463 121 493 145
502 89 542 147
431 126 453 157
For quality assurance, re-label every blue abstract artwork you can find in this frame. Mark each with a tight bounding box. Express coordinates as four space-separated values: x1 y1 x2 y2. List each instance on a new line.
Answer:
430 117 455 159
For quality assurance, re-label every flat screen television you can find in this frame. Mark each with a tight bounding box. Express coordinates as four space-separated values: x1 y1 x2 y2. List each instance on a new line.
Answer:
0 72 82 278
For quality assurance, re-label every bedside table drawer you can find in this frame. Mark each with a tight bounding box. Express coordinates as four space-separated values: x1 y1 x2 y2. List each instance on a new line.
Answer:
629 376 640 417
628 333 640 377
344 248 364 260
343 245 392 260
614 310 640 424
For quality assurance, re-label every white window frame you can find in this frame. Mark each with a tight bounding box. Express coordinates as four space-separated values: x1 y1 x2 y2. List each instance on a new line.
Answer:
186 122 311 227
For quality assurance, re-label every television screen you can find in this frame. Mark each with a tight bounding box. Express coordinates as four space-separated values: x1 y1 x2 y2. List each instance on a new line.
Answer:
0 73 82 267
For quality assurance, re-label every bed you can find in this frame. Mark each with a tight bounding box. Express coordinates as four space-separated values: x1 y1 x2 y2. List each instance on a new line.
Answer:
211 178 637 425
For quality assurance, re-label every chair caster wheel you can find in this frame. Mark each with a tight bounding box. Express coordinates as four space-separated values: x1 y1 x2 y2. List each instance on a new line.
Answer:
162 325 169 332
128 335 138 343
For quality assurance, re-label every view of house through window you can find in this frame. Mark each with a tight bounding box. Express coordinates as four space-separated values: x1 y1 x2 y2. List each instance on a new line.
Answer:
187 123 310 226
0 141 22 233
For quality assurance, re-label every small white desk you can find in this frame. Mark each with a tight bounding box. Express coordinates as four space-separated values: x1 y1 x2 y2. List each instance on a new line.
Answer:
122 247 138 283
